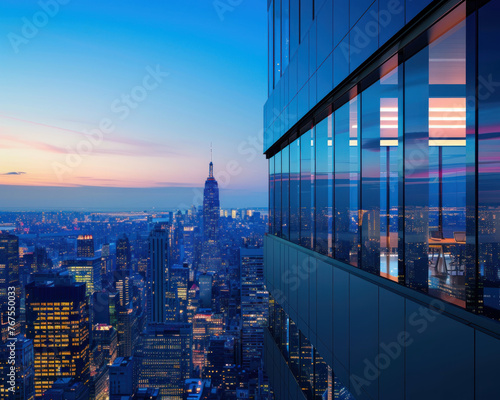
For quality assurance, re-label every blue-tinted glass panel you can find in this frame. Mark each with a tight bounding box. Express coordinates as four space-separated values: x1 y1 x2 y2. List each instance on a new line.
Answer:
361 65 401 280
316 0 333 66
290 138 301 244
290 0 300 57
269 2 274 94
379 0 405 45
301 129 315 249
269 157 275 234
275 151 282 237
406 0 432 23
315 114 333 256
282 0 290 72
350 0 373 27
333 0 349 47
274 0 282 84
282 145 290 240
335 97 360 267
300 0 313 43
333 38 349 86
350 3 378 73
478 1 500 320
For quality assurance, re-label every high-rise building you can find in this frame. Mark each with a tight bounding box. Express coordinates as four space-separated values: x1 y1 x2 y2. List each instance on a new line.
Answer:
264 1 500 398
240 248 268 372
198 274 212 310
63 257 102 296
77 235 95 258
170 265 189 322
42 378 89 400
0 336 35 400
116 235 131 273
147 226 169 324
201 159 221 274
93 324 118 366
0 232 20 341
25 272 89 397
109 357 137 399
135 323 192 400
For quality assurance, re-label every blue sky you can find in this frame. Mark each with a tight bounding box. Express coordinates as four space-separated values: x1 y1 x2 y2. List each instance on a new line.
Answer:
0 0 268 209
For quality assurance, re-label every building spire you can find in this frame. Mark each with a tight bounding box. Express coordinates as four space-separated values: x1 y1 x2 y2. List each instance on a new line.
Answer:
209 143 214 178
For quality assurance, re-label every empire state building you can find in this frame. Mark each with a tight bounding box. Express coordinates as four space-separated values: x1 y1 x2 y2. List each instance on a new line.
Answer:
201 159 221 274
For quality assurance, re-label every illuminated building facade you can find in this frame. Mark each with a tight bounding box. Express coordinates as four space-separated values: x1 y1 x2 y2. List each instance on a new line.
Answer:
0 232 21 341
264 0 500 398
0 336 35 400
25 274 89 398
135 323 192 400
77 235 94 258
116 235 131 273
63 257 102 296
201 160 221 274
240 248 268 372
147 226 169 324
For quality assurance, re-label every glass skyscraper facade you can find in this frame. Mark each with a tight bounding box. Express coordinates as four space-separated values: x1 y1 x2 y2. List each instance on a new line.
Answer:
264 0 500 399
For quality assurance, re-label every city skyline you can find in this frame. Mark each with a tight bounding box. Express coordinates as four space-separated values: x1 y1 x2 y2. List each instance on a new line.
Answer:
0 0 268 208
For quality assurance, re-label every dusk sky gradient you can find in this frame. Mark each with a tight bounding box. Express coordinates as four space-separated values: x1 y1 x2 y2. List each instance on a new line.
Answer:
0 0 268 209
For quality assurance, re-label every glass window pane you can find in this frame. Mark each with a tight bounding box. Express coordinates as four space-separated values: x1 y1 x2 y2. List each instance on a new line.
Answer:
361 65 401 281
315 114 333 256
282 0 290 72
269 157 275 235
301 129 315 249
335 97 360 267
404 12 468 308
290 138 301 244
282 146 290 240
275 151 282 237
269 1 275 94
300 0 313 43
274 0 282 84
478 0 500 320
290 0 300 56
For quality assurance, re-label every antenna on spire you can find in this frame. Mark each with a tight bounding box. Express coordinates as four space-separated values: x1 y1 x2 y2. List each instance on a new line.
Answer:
209 143 214 178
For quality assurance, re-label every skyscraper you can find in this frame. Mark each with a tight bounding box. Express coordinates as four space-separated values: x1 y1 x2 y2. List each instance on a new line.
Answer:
25 272 89 397
63 257 102 296
0 232 20 341
201 158 221 274
77 235 94 258
198 274 212 310
264 0 500 398
147 226 169 324
240 248 268 372
0 336 35 400
135 323 192 400
116 235 131 273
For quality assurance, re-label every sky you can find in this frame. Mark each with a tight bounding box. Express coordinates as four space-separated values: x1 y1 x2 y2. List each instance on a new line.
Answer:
0 0 268 209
